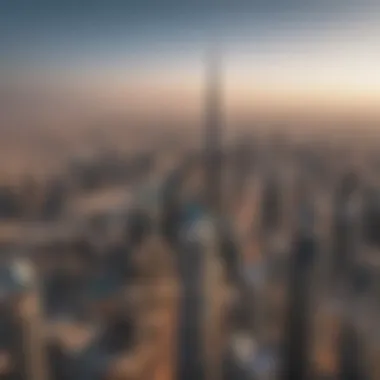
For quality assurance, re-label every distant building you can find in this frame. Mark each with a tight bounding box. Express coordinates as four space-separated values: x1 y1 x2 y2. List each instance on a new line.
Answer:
281 231 317 380
0 257 47 380
0 185 21 219
176 204 226 380
337 322 369 380
362 186 380 248
331 172 362 282
41 178 67 221
261 172 281 237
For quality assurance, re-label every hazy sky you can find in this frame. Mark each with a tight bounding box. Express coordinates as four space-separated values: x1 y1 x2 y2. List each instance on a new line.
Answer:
1 0 380 117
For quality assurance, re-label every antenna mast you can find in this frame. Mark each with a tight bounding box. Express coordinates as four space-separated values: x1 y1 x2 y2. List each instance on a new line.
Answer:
204 43 223 214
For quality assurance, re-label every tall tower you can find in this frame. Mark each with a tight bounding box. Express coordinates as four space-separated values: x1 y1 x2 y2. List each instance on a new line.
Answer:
204 45 222 215
337 321 369 380
281 204 317 380
203 45 230 380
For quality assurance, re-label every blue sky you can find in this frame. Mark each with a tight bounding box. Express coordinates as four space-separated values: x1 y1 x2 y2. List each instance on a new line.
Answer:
1 0 380 113
1 0 379 69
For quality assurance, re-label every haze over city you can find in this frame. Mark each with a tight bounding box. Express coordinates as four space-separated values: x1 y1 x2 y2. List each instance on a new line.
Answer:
1 0 380 176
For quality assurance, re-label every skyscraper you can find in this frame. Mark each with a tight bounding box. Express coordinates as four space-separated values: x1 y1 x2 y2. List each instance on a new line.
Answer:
175 50 227 380
336 264 372 380
337 322 369 380
281 210 317 380
204 46 222 215
0 257 47 380
331 171 361 284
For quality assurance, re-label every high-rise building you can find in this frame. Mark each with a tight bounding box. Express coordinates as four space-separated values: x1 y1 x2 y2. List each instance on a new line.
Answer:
0 257 47 380
281 226 317 380
232 136 253 204
331 172 361 284
260 171 281 240
337 322 369 380
336 264 372 380
204 47 222 215
362 185 380 248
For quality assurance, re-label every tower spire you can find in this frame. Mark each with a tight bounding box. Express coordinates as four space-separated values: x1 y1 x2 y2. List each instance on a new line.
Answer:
204 44 222 214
